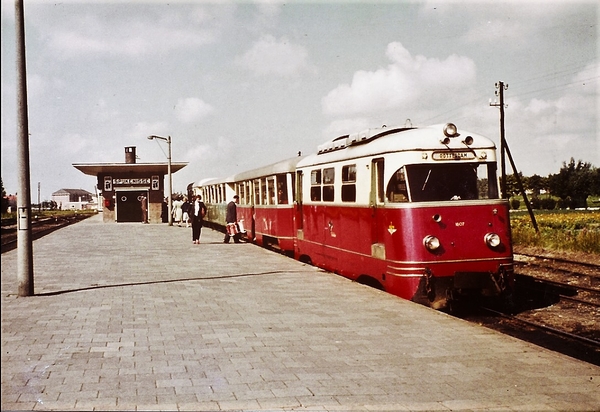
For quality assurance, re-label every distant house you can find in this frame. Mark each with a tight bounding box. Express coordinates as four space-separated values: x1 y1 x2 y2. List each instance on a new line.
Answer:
52 189 95 210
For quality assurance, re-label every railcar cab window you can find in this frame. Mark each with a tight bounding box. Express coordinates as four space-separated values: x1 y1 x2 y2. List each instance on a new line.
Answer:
341 164 357 202
386 167 408 202
386 163 499 202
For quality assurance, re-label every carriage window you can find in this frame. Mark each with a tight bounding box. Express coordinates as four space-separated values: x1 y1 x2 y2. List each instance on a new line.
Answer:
276 174 288 204
238 184 245 205
323 167 335 202
311 170 321 185
310 169 321 201
254 179 261 204
267 177 276 205
244 181 251 204
261 178 268 205
342 164 356 202
342 164 356 182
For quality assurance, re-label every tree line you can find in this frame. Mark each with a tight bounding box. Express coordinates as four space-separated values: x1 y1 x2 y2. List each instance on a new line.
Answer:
505 158 599 209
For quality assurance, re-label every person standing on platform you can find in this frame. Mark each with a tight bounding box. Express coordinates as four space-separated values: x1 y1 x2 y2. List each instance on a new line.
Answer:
140 195 148 224
191 195 207 244
224 195 241 243
172 196 183 226
181 196 191 227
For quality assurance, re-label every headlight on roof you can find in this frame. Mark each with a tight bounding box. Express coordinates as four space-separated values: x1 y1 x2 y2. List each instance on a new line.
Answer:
443 123 459 138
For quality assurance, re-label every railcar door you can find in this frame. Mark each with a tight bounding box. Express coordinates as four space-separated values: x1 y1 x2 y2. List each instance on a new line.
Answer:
370 158 385 245
320 166 340 271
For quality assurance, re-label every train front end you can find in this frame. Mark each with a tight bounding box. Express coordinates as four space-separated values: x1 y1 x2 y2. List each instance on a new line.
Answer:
381 124 514 310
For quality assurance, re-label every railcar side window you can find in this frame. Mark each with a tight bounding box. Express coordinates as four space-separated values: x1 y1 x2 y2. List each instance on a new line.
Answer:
323 167 335 202
276 174 288 204
310 170 321 201
267 177 276 205
261 178 268 205
253 179 260 205
342 164 356 202
238 184 245 205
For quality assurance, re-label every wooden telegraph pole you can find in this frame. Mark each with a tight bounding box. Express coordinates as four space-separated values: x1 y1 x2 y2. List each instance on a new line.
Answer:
490 81 539 233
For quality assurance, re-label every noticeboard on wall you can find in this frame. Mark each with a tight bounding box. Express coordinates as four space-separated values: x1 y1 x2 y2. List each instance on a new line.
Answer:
104 176 112 192
152 176 160 190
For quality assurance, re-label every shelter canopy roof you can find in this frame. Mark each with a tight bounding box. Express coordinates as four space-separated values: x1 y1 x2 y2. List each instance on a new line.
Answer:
73 162 188 176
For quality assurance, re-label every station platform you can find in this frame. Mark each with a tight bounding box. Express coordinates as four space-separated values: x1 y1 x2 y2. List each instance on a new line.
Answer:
2 213 599 411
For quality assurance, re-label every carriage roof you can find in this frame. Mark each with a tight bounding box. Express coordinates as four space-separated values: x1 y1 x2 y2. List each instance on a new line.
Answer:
297 123 496 168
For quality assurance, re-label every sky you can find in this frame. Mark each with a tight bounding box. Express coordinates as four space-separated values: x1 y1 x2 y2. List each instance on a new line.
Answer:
1 0 598 202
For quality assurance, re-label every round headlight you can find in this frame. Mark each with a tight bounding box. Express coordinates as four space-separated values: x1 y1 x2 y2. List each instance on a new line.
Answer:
423 235 441 251
443 123 459 137
485 233 501 248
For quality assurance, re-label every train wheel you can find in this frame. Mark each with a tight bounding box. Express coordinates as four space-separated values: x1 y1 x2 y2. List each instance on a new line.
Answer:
299 255 312 265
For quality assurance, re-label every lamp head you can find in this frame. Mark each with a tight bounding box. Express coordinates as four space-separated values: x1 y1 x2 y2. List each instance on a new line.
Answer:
147 134 168 142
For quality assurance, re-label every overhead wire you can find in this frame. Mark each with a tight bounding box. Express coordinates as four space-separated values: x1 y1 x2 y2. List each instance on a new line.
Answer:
421 60 597 125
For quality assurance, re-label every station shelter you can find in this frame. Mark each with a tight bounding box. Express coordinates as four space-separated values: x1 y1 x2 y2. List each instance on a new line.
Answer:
73 146 187 223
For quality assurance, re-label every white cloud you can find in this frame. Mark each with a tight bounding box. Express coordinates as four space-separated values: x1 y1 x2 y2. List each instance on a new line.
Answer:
38 6 223 59
174 97 214 124
322 118 371 140
236 34 315 77
321 42 477 117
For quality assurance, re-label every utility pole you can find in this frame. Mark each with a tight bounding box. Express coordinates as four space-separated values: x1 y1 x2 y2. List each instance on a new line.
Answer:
15 0 34 296
490 81 539 233
490 82 508 198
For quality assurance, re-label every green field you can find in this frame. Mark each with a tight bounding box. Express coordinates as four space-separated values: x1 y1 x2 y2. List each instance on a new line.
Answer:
510 209 600 255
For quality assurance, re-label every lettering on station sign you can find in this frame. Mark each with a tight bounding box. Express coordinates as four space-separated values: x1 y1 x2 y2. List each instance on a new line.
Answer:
112 178 152 185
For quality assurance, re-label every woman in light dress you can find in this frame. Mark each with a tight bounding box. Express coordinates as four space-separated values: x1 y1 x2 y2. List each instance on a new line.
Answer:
171 196 184 226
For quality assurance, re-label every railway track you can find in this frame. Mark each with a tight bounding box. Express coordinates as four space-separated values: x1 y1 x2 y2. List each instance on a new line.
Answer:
1 214 93 253
457 252 600 366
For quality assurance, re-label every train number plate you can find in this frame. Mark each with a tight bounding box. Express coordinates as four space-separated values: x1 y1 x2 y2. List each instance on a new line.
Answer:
432 151 475 160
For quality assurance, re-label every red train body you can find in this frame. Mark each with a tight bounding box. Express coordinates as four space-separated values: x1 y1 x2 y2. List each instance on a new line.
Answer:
194 123 514 310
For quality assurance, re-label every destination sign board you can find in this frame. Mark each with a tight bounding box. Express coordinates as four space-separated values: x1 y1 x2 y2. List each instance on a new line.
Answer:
432 151 476 161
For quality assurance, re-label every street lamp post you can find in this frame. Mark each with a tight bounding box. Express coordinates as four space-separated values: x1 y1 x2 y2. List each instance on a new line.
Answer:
147 135 172 226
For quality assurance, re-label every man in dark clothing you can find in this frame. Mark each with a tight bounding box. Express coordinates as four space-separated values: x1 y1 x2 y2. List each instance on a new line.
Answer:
224 195 240 243
191 195 207 244
140 195 148 224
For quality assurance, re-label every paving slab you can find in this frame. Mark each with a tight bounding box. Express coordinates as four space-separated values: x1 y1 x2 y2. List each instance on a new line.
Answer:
2 213 599 411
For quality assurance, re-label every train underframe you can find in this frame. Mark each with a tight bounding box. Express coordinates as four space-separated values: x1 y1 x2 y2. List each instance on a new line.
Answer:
408 263 515 310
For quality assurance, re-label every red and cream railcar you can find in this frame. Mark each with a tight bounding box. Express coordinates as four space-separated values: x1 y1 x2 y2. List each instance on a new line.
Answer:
196 123 514 310
294 123 513 309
